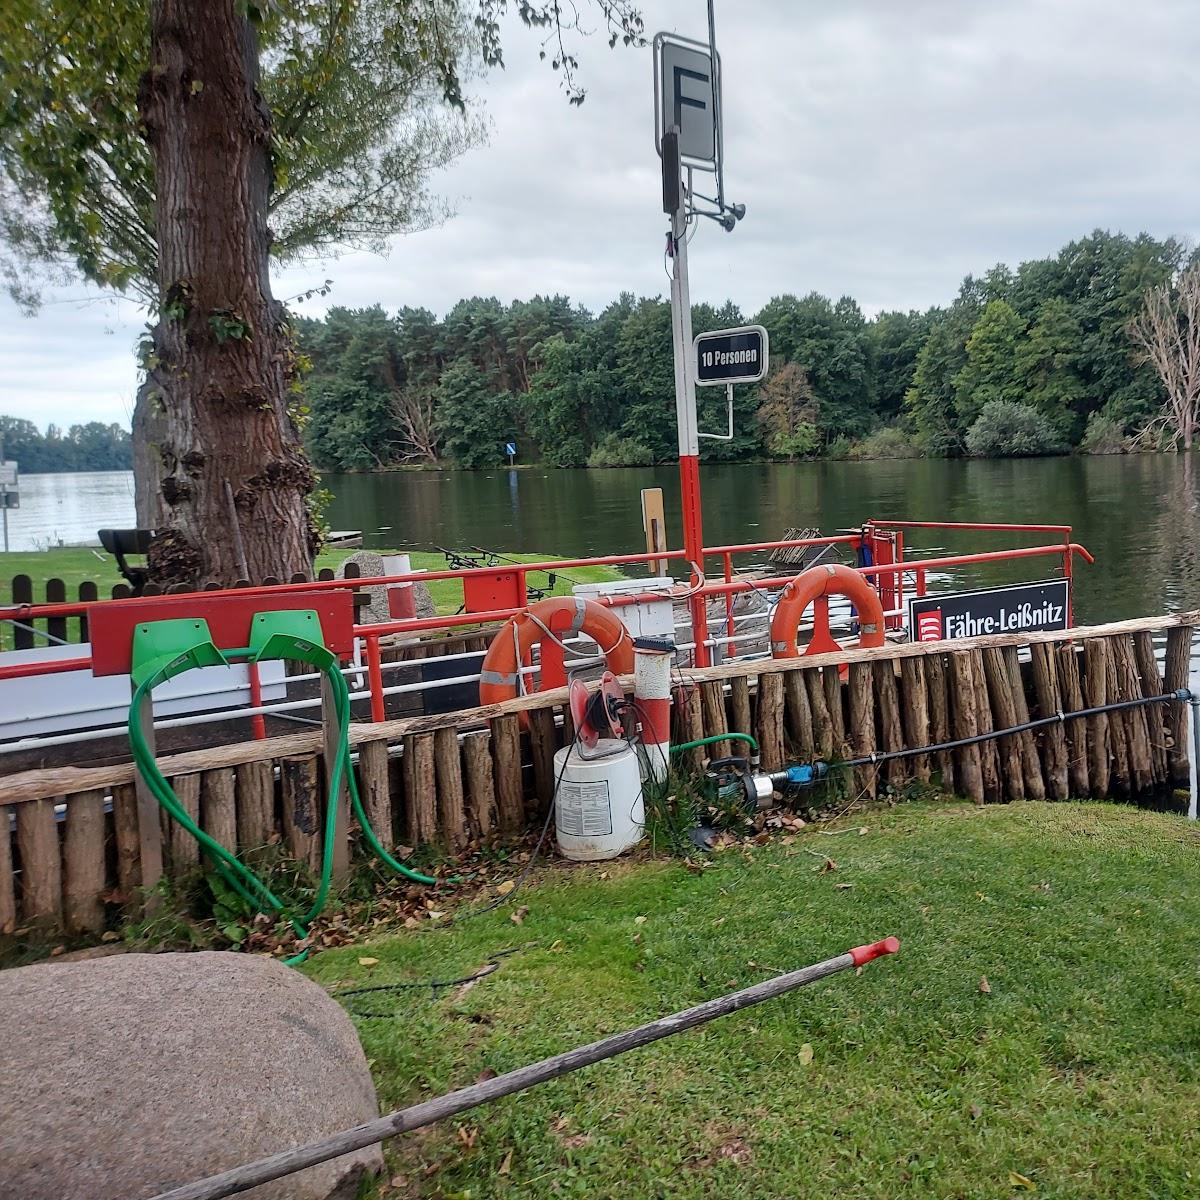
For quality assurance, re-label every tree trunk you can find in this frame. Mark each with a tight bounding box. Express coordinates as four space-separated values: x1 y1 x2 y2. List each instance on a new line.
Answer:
137 0 315 587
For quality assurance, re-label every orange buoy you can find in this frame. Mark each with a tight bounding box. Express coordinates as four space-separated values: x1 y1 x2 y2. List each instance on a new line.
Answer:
769 563 886 661
479 596 634 707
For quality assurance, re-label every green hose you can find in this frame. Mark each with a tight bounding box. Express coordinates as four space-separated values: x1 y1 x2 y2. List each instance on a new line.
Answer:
128 647 435 966
671 732 759 756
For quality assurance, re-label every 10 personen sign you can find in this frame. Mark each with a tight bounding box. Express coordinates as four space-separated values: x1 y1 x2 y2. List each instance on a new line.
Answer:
908 579 1070 642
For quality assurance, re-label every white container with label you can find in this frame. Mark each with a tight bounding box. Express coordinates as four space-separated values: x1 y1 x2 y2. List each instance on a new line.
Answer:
553 739 644 861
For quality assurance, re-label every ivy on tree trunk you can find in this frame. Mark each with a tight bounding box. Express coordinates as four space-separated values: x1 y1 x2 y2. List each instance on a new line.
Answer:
137 0 315 587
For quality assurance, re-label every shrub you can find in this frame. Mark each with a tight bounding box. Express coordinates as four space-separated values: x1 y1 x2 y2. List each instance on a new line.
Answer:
964 401 1068 458
825 435 854 460
768 424 819 460
1080 412 1130 455
586 434 655 468
848 425 923 460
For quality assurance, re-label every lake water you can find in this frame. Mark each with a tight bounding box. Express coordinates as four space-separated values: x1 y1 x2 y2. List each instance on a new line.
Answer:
7 456 1199 625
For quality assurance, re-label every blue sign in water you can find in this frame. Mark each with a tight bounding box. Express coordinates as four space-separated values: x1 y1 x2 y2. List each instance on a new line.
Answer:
505 442 517 458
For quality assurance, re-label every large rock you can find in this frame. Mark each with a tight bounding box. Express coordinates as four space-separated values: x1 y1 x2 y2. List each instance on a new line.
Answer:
336 550 435 624
0 952 383 1200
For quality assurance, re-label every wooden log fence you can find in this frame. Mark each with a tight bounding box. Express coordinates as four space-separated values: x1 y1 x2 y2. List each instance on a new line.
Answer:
0 613 1195 939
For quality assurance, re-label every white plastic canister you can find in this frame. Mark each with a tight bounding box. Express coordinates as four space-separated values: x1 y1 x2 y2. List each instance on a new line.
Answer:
553 739 644 861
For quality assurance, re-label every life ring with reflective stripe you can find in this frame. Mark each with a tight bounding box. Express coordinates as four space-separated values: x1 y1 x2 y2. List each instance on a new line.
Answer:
478 596 635 708
769 563 886 661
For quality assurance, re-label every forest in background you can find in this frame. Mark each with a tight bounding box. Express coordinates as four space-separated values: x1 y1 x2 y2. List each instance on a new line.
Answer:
0 416 131 473
297 229 1190 470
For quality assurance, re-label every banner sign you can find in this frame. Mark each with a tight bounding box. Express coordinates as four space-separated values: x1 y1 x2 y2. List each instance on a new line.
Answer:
908 579 1070 642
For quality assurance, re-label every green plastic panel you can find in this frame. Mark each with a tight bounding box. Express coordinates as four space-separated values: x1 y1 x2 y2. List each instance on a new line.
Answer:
130 618 227 689
247 609 335 669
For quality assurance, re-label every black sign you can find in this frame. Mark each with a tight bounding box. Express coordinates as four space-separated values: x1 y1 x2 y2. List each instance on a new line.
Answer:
908 579 1070 643
694 326 767 386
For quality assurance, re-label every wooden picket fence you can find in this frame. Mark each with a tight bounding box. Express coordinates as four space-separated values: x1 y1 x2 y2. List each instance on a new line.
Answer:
0 612 1195 940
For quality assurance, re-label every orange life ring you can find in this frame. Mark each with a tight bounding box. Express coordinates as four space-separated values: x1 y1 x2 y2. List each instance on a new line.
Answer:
769 563 886 660
478 596 635 707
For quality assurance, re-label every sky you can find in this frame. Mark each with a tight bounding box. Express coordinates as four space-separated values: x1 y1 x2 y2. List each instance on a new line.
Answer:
1 0 1197 431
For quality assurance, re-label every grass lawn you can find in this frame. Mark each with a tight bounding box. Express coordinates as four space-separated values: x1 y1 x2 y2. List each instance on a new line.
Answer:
0 546 626 613
303 802 1200 1199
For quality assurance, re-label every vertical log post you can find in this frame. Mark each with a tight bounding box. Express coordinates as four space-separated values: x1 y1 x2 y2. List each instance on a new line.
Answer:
783 670 815 759
924 653 956 794
847 662 876 800
15 798 62 926
63 790 107 935
947 653 984 804
1110 637 1153 795
1054 645 1090 799
1103 642 1132 799
235 760 275 852
897 656 931 784
112 782 142 900
981 647 1024 801
872 660 906 791
0 804 15 934
434 728 468 851
404 733 438 846
756 674 785 773
805 669 834 761
462 730 497 838
1003 646 1045 800
700 681 729 760
169 774 202 869
969 651 1002 804
1163 625 1194 789
728 675 753 740
280 755 321 872
1029 643 1070 800
356 740 393 852
527 709 559 820
1081 638 1111 798
681 685 706 774
492 715 525 835
201 768 238 862
1132 630 1169 783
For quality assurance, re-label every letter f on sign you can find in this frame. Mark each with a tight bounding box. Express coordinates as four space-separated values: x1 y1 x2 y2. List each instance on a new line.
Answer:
673 65 709 130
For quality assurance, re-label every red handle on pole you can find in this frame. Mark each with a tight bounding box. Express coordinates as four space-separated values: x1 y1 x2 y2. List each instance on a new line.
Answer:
849 936 901 967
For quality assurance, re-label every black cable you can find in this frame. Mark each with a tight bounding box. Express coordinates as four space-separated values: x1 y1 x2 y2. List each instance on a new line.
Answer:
837 690 1191 770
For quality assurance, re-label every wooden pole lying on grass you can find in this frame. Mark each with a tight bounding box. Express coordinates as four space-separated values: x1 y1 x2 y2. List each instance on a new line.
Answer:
150 937 901 1200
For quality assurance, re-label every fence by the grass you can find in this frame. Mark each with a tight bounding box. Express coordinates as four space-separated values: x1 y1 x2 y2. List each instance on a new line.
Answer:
1 612 1194 940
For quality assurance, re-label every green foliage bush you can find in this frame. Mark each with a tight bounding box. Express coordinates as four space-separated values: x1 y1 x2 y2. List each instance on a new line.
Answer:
586 433 655 468
848 425 923 460
767 425 819 460
964 401 1069 458
1081 412 1131 455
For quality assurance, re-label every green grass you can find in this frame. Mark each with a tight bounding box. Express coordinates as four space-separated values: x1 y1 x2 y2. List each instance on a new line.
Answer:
303 802 1200 1199
0 546 625 612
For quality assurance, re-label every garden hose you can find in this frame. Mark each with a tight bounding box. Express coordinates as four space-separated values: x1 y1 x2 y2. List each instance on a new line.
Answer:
128 637 435 966
671 732 759 756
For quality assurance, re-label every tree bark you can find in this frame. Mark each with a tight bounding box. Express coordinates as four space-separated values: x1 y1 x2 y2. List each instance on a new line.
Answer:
137 1 314 586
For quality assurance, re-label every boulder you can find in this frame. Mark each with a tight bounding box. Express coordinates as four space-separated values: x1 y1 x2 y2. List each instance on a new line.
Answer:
0 951 383 1200
336 550 435 624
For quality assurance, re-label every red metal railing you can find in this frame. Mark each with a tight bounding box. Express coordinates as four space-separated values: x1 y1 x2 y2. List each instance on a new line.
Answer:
0 527 1093 733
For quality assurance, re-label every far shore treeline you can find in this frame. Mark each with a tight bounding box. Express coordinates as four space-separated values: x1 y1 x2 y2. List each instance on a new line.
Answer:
297 229 1190 470
0 418 131 474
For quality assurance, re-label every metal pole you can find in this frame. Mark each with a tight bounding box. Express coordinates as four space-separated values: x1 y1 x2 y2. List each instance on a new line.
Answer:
669 166 710 666
150 938 900 1200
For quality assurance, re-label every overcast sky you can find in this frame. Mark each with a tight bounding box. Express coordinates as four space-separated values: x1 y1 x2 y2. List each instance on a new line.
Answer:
2 0 1196 431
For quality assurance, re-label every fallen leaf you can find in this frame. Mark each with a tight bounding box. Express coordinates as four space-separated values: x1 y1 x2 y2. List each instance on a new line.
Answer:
634 915 647 925
561 1133 592 1149
404 916 420 929
858 826 869 835
798 1042 814 1066
979 976 992 994
101 930 121 943
1008 1169 1037 1190
456 1125 479 1149
50 945 65 957
475 1067 498 1083
552 1114 570 1132
495 880 516 896
498 1150 513 1177
426 910 445 922
819 857 838 873
549 939 564 953
510 905 530 925
835 882 854 890
969 1104 982 1121
357 956 379 967
389 1175 409 1189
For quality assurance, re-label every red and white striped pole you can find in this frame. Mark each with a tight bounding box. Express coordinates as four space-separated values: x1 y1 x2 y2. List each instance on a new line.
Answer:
633 640 674 784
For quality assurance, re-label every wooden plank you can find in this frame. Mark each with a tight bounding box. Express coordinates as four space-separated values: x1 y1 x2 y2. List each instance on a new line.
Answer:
0 804 17 933
1132 630 1169 783
1029 643 1070 800
947 652 984 804
527 708 558 820
783 670 814 759
756 674 785 773
847 661 876 799
699 681 729 760
492 715 524 835
111 782 142 898
1163 625 1194 788
872 660 906 790
201 769 238 863
404 733 439 845
822 666 847 759
63 789 106 934
981 647 1024 801
321 674 351 885
356 740 393 852
16 798 62 925
1004 646 1045 800
1081 638 1111 798
1055 645 1090 798
280 755 321 873
897 656 931 783
434 727 468 851
923 652 955 794
462 731 497 838
235 760 275 852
